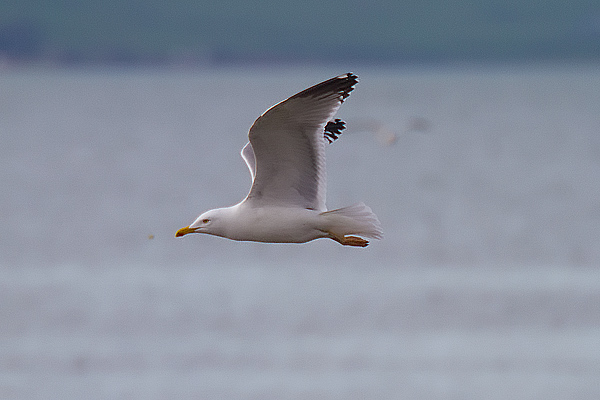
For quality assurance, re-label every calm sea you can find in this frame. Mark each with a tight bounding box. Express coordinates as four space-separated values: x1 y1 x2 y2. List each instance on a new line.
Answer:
1 64 600 399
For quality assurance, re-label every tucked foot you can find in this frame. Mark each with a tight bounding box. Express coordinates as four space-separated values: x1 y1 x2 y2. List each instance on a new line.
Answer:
330 234 369 247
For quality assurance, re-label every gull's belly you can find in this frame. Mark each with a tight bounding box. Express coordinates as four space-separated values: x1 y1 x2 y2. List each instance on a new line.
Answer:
228 206 326 243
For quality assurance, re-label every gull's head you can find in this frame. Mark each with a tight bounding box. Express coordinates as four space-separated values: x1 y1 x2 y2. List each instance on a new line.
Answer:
175 209 226 238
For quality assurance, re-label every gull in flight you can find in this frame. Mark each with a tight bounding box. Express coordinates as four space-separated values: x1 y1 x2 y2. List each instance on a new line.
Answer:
176 73 382 247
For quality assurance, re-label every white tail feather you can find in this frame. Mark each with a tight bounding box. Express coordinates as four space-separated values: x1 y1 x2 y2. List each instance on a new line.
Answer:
320 203 383 239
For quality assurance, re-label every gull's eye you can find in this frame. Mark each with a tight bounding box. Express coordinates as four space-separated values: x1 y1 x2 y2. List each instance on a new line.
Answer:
202 219 210 224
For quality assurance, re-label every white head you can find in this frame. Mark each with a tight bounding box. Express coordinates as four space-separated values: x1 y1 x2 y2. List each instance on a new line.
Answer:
175 208 229 238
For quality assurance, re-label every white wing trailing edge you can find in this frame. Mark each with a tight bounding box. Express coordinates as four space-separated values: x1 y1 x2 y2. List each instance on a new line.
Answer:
240 141 256 182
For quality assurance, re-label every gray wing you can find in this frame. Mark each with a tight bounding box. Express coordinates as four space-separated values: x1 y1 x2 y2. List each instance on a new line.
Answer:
240 118 347 182
242 73 358 211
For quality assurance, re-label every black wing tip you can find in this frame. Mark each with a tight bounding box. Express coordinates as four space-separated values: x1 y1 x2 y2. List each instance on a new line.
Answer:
324 118 346 144
294 72 359 102
341 72 358 82
340 72 358 99
330 72 358 99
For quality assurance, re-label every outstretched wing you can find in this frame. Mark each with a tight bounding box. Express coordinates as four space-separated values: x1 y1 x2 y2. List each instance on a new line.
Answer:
241 73 358 211
240 118 347 183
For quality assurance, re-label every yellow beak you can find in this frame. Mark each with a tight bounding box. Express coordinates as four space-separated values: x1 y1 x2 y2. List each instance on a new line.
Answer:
175 226 196 237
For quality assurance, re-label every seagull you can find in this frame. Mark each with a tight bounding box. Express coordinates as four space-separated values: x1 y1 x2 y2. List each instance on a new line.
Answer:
176 73 382 247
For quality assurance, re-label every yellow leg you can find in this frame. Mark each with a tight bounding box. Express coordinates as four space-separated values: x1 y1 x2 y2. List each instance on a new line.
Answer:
329 234 369 247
